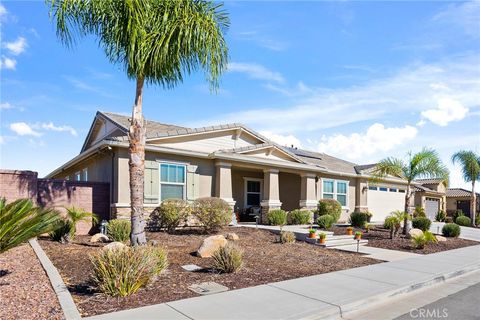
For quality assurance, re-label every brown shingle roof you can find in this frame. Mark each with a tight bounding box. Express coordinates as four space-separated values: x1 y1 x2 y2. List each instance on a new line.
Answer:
414 178 445 184
446 188 479 197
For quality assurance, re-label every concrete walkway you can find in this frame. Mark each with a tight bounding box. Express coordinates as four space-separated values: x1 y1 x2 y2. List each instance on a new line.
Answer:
430 222 480 241
84 244 480 320
330 244 420 262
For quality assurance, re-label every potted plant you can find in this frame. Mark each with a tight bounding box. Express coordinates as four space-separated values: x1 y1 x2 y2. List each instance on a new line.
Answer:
346 226 353 236
318 232 327 244
354 231 363 240
308 228 316 239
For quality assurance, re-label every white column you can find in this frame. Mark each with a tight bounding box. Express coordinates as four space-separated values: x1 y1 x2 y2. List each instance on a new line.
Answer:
299 173 317 209
215 162 235 206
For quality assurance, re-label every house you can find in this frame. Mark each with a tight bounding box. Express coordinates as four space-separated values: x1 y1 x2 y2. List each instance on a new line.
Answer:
413 178 447 220
47 111 421 223
446 188 480 217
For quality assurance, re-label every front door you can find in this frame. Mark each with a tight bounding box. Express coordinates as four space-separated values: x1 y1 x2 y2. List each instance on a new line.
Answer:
457 200 471 216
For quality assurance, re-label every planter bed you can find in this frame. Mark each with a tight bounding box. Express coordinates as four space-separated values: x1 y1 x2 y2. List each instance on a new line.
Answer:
39 226 379 317
0 244 63 320
328 226 478 254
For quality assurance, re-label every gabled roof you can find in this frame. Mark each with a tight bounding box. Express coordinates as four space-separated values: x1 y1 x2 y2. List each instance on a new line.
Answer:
446 188 480 197
354 163 378 174
217 143 306 164
285 147 358 174
414 178 446 184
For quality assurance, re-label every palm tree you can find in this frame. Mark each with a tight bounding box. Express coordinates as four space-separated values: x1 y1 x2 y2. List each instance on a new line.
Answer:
452 151 480 226
373 148 449 234
47 0 229 245
0 198 60 254
64 207 98 242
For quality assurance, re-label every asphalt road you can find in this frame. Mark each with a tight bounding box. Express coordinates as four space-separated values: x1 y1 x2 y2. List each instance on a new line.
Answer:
395 282 480 320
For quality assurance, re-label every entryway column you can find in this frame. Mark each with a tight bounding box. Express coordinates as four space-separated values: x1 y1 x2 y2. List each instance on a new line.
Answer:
260 169 282 224
299 173 317 209
215 162 236 207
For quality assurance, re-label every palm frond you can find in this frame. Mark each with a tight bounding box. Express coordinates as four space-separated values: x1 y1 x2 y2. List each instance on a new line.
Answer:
370 157 406 184
64 206 98 239
452 150 480 183
410 148 449 184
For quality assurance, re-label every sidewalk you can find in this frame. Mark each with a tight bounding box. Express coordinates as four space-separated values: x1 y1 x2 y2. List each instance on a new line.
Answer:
85 244 480 320
430 222 480 241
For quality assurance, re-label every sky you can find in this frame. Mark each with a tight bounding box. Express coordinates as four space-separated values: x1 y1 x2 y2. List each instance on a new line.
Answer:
1 1 479 190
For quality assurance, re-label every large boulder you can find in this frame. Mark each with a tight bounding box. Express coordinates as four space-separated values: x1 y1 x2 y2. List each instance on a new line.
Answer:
103 241 126 251
90 233 109 243
226 233 239 241
408 228 423 238
196 235 227 258
436 235 447 242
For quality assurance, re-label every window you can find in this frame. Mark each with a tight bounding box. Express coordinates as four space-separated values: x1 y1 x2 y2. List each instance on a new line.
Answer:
82 168 88 181
75 171 81 181
398 189 406 193
322 179 348 207
368 186 377 191
379 187 388 192
245 179 262 207
160 163 186 201
389 188 397 192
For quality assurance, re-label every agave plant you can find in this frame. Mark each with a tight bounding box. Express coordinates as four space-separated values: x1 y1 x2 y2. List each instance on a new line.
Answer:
50 207 98 243
0 198 60 254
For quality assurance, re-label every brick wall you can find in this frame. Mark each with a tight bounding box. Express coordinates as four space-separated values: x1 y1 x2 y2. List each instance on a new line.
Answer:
0 169 110 235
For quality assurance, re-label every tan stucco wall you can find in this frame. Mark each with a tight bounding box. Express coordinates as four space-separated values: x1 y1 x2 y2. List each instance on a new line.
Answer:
51 152 112 183
231 169 263 211
279 172 301 211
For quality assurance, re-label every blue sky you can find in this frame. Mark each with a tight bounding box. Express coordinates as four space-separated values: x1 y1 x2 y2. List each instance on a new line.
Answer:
1 1 479 190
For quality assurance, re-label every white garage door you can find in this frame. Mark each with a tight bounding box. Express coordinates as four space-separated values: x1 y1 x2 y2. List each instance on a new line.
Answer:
425 198 439 220
368 186 405 222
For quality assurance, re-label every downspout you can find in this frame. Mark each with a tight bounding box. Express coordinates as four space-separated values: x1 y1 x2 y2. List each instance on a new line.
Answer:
110 148 115 220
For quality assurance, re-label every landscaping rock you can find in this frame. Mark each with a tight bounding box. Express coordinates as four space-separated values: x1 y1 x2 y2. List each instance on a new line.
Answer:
409 228 423 238
226 232 239 241
148 240 159 246
436 235 447 242
196 235 227 258
90 233 109 243
103 241 126 251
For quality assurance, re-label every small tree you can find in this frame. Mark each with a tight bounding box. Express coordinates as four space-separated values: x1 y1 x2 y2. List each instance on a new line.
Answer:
452 151 480 226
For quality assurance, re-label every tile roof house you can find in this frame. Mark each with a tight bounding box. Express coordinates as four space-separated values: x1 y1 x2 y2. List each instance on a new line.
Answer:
48 111 435 223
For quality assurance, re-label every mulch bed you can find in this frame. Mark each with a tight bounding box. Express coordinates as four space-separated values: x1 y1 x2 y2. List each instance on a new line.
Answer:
329 226 479 254
39 227 379 317
0 244 63 320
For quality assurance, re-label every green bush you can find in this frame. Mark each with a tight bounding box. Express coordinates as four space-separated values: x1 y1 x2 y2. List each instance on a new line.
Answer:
280 231 296 244
288 209 311 225
476 215 480 226
107 219 131 242
453 209 464 221
317 199 342 223
90 246 167 297
49 220 73 243
266 209 287 226
349 211 368 228
411 231 437 249
413 206 426 218
435 210 446 222
442 223 461 237
193 197 232 233
150 199 191 232
212 244 243 273
456 215 471 227
317 214 334 229
412 217 432 231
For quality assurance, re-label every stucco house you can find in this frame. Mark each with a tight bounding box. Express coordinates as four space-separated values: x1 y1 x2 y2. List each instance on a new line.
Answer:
47 111 431 223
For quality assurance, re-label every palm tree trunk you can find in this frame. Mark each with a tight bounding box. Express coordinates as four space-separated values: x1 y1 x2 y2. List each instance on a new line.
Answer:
472 181 476 227
129 76 147 246
403 183 411 235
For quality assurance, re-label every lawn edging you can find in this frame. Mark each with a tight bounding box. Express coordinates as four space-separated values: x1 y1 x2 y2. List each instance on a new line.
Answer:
29 238 82 320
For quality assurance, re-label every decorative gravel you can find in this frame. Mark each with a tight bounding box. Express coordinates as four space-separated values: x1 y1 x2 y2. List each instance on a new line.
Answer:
0 244 63 320
39 227 379 317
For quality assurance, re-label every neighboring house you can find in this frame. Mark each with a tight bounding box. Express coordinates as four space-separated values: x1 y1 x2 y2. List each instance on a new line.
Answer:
446 188 480 217
47 111 417 223
413 178 447 220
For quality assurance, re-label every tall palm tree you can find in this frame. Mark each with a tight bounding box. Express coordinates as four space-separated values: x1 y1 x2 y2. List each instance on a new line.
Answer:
373 148 449 234
0 198 60 254
452 151 480 226
47 0 229 245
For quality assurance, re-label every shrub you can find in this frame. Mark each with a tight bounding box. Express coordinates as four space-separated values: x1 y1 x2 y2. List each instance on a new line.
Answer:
107 219 131 242
411 231 437 249
349 211 368 228
413 206 426 218
476 215 480 226
49 220 73 243
266 209 287 226
150 199 191 232
456 215 471 227
453 209 464 221
384 215 401 239
317 214 334 229
288 209 311 225
445 216 454 223
90 246 167 297
365 211 373 222
442 223 461 237
435 210 446 222
212 244 243 273
317 199 342 223
193 197 232 233
280 231 295 244
412 217 432 232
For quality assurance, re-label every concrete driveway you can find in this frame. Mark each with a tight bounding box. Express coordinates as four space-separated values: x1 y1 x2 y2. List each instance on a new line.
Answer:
430 222 480 241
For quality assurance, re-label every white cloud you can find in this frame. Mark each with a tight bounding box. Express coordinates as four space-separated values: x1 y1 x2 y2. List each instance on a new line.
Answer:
260 131 302 148
0 102 13 109
0 136 4 144
3 37 27 55
10 122 41 137
0 4 6 18
433 1 480 38
0 57 16 70
227 62 285 83
41 122 78 136
421 97 469 126
317 123 418 160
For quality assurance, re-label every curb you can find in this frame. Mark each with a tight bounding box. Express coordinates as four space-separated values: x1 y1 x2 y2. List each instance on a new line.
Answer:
29 238 82 320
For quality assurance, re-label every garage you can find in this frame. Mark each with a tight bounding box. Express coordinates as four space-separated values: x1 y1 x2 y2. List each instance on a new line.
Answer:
367 186 405 222
425 198 440 220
